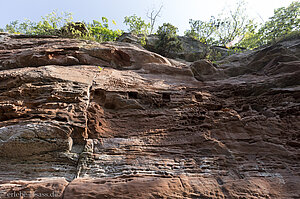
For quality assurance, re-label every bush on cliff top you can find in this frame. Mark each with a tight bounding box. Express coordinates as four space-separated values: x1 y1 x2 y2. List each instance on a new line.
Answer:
3 11 122 42
154 23 183 58
185 1 300 49
1 1 299 56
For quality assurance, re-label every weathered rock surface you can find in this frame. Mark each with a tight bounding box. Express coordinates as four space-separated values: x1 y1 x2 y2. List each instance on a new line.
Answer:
144 35 209 61
0 33 299 198
117 33 233 62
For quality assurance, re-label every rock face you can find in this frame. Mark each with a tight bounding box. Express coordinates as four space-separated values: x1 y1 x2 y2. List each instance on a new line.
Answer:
145 35 209 61
190 59 225 81
117 33 232 62
0 32 299 198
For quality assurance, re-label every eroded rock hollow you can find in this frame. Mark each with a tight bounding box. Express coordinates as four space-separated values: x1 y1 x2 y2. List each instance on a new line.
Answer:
0 33 299 198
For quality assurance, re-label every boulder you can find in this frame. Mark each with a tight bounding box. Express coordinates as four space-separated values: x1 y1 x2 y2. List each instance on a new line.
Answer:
116 32 141 45
190 59 225 81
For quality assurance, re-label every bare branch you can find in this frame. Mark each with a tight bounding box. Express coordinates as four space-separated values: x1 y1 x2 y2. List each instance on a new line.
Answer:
147 5 163 34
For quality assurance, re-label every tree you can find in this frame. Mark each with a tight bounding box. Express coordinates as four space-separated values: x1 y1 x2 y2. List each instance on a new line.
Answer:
185 0 255 47
86 17 122 42
155 23 182 57
184 17 221 44
3 11 73 35
257 1 300 45
124 15 151 45
215 1 254 46
2 11 122 42
238 1 300 49
123 15 150 35
147 5 163 34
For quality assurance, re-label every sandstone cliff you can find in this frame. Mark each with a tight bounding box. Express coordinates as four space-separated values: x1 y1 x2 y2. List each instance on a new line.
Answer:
117 33 235 62
0 32 299 198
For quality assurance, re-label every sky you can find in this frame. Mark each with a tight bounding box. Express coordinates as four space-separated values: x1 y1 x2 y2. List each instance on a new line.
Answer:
0 0 297 35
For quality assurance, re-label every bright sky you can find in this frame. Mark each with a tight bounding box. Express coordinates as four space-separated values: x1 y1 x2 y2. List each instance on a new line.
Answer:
0 0 297 35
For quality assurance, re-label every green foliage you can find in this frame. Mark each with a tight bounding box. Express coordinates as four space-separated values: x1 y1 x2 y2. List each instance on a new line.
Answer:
185 17 220 44
33 11 73 35
204 48 223 61
5 20 33 34
4 11 73 35
275 30 300 43
1 1 299 51
155 23 182 57
215 2 255 46
237 23 259 49
185 1 254 47
124 15 150 45
4 20 20 34
124 15 150 35
86 18 122 42
61 22 89 38
239 1 300 49
184 1 254 61
2 11 121 42
257 1 299 46
185 1 299 51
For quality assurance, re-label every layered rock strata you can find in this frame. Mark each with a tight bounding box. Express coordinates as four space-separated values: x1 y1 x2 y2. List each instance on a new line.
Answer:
0 33 299 198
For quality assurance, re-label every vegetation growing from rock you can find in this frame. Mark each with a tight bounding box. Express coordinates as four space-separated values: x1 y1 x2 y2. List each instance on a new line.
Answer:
0 1 299 58
185 1 300 49
86 18 122 42
3 11 122 42
4 11 73 36
185 1 255 47
154 23 183 57
123 15 150 36
240 1 300 48
124 15 150 45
